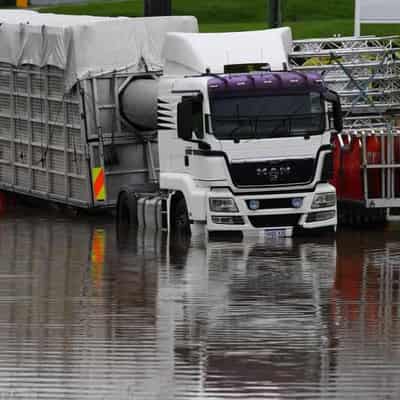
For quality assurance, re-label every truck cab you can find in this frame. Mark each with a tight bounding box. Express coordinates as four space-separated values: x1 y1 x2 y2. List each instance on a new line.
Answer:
156 28 343 236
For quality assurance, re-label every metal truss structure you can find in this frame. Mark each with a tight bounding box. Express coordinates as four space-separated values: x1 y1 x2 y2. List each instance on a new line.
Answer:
290 35 400 128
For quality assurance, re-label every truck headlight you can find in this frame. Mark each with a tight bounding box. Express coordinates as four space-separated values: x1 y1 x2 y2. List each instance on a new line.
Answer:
311 192 336 209
209 198 239 213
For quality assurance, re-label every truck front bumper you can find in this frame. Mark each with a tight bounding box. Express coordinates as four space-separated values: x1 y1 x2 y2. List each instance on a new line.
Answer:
206 183 337 236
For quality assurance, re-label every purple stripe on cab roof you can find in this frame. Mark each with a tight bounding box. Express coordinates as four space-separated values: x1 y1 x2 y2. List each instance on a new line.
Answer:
208 71 324 95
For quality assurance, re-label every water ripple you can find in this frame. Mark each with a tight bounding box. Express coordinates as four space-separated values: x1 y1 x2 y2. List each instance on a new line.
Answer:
0 214 399 399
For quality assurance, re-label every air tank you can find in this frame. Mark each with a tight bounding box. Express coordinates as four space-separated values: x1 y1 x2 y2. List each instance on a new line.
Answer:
119 77 159 133
332 134 363 201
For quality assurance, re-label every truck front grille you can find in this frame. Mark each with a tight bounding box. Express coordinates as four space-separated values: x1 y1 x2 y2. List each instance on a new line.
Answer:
248 214 301 228
230 159 314 187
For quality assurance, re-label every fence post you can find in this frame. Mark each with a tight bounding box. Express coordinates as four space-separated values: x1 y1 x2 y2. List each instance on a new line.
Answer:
354 0 361 37
144 0 172 17
269 0 281 28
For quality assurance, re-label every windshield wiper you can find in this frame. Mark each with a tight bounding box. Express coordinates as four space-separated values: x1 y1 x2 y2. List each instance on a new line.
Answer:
269 117 290 137
228 121 246 143
231 103 243 143
249 116 260 139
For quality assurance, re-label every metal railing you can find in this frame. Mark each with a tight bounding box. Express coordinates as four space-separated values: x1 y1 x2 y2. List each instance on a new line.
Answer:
337 127 400 207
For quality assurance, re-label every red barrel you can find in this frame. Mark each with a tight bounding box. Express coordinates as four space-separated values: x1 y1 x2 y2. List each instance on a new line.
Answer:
366 135 382 199
332 135 364 201
345 136 363 201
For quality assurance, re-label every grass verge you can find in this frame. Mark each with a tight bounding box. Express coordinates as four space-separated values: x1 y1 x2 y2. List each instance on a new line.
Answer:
37 0 400 39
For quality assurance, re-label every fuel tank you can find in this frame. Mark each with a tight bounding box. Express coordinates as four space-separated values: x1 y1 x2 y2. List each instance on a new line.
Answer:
119 76 159 133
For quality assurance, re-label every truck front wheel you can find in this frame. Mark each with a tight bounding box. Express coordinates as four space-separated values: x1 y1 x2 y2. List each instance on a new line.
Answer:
172 197 191 236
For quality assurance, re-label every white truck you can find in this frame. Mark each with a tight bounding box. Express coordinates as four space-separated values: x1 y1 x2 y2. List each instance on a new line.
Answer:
118 29 343 237
0 11 343 237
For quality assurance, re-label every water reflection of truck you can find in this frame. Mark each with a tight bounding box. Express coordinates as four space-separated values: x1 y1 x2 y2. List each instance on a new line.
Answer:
2 216 400 397
0 11 342 237
0 216 338 399
116 227 338 398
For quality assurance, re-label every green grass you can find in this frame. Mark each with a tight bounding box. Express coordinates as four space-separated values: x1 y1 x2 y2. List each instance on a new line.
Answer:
39 0 142 17
282 0 353 21
288 20 400 39
37 0 400 39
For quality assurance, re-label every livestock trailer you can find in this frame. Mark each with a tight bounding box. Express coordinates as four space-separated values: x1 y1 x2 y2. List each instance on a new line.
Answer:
0 11 197 208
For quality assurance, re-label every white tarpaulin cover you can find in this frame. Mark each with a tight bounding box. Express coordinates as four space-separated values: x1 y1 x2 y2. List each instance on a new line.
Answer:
359 0 400 23
0 11 198 91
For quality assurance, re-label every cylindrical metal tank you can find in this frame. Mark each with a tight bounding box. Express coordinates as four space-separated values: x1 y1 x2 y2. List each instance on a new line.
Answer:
119 77 159 132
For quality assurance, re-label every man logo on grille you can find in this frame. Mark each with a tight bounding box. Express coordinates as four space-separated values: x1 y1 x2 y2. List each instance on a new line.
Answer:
268 167 280 182
256 164 292 183
256 168 268 176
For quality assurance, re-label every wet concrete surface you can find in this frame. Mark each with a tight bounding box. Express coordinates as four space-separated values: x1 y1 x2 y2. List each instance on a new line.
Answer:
0 210 400 399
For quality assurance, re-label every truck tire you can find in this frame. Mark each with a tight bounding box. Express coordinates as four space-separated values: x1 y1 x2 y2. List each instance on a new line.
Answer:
172 197 191 236
117 191 138 226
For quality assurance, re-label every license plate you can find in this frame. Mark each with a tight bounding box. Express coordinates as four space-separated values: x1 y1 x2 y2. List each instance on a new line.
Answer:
264 229 287 239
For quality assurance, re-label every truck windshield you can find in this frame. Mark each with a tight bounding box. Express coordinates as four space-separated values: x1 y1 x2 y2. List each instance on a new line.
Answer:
209 92 324 140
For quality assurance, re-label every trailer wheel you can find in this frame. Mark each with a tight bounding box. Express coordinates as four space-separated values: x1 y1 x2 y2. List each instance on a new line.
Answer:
117 191 138 226
172 197 191 236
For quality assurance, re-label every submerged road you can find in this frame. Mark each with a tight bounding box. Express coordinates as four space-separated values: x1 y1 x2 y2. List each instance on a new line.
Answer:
0 211 399 399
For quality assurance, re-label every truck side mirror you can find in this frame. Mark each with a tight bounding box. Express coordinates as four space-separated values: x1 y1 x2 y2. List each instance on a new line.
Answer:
177 94 204 141
331 96 343 133
323 90 343 133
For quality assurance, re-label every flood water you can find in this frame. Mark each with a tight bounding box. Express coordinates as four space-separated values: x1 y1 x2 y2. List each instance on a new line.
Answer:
0 210 400 399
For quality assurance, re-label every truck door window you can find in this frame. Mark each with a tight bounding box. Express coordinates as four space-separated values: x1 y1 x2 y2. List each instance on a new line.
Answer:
192 99 204 139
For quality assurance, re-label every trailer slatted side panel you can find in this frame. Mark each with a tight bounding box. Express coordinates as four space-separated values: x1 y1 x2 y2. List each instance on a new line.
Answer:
0 64 91 206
